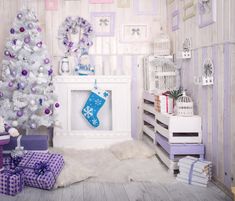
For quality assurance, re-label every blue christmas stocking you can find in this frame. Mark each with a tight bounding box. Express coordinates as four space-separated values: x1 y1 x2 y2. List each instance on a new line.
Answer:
82 88 109 128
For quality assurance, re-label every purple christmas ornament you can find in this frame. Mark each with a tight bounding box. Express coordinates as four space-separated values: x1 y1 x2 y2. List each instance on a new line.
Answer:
44 58 50 64
8 81 13 87
45 108 50 115
11 70 17 77
17 110 23 117
21 69 28 76
28 23 33 29
37 27 42 32
48 69 53 76
19 27 25 32
4 50 10 57
10 28 15 34
55 103 60 108
13 39 17 45
24 36 30 44
17 13 23 20
36 42 42 48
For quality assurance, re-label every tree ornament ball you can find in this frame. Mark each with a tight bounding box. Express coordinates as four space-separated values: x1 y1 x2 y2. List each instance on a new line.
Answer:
4 50 10 57
17 110 23 117
30 123 36 129
48 69 53 76
30 100 36 106
55 102 60 108
17 13 23 20
19 27 25 32
8 82 13 87
31 87 36 93
44 58 50 64
38 66 44 73
28 23 33 29
11 70 17 77
24 36 30 44
19 82 25 89
12 120 18 127
10 28 15 34
36 42 42 48
21 69 28 76
45 108 50 115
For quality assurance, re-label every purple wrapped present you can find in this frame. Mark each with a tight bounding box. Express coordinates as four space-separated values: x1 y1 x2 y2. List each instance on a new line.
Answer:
0 168 24 196
3 135 48 153
18 152 64 190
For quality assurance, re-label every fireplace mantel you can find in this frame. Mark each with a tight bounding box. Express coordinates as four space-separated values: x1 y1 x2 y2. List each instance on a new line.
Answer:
53 76 132 149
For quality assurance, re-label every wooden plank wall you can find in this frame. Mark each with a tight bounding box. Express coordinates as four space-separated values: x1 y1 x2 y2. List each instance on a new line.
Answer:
0 0 167 139
167 0 235 189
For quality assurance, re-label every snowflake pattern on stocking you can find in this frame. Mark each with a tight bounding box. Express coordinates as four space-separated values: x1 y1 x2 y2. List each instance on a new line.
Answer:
92 119 99 127
83 106 93 118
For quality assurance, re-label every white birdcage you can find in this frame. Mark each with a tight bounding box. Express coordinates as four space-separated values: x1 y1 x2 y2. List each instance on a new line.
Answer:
154 28 171 56
176 91 194 116
143 56 178 94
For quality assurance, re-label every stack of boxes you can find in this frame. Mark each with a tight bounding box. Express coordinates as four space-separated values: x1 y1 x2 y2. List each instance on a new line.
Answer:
177 156 212 187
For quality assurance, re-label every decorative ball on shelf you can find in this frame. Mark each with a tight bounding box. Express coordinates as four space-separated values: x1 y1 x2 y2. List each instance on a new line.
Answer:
21 69 28 76
16 110 23 117
44 108 50 115
176 91 194 117
19 27 25 32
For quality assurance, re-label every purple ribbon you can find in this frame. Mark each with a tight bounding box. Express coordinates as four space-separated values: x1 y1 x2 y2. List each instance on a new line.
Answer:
4 168 24 195
33 161 50 176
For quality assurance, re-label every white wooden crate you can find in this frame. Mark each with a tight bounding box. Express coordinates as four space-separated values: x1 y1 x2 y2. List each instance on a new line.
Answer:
155 112 202 144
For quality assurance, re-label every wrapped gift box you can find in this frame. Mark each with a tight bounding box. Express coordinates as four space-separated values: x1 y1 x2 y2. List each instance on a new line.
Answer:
0 168 24 196
18 152 64 190
3 135 48 153
154 95 174 114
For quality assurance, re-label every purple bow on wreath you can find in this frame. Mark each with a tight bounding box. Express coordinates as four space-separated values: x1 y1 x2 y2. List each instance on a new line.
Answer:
33 161 51 176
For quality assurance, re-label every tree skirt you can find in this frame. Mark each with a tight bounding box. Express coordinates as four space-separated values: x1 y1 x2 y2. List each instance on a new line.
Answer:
50 141 175 189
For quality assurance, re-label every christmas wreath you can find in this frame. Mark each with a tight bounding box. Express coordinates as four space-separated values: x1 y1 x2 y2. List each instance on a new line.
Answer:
58 16 94 55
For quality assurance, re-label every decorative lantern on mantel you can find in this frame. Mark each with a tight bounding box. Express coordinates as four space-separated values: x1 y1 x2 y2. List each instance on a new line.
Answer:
154 27 171 56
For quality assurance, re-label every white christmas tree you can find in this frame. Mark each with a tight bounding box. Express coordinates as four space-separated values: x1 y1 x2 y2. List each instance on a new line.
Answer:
0 9 59 131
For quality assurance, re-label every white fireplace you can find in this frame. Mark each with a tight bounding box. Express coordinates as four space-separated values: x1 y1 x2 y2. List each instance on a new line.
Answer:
53 76 132 149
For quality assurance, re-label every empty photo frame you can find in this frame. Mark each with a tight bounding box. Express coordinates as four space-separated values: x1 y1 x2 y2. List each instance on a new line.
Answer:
199 0 216 28
91 12 115 36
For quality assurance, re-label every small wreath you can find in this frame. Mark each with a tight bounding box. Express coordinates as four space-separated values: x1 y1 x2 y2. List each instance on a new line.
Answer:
58 16 94 56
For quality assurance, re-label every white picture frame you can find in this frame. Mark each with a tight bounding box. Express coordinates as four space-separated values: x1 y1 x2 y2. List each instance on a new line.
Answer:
199 0 216 28
120 24 149 43
183 0 196 21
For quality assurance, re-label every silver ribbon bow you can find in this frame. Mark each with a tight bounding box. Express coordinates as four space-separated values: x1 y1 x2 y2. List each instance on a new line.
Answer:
131 28 140 35
99 18 109 26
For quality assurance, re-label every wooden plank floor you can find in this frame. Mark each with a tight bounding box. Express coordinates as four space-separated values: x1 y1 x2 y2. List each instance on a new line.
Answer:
1 181 232 201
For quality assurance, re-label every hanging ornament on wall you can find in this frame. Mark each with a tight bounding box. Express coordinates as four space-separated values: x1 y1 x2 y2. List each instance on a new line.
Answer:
182 38 191 59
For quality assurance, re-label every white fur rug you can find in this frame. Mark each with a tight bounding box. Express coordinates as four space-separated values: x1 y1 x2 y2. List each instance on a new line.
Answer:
50 141 174 189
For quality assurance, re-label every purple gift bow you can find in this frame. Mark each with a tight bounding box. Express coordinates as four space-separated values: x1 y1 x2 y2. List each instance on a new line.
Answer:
18 153 56 189
4 167 24 195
